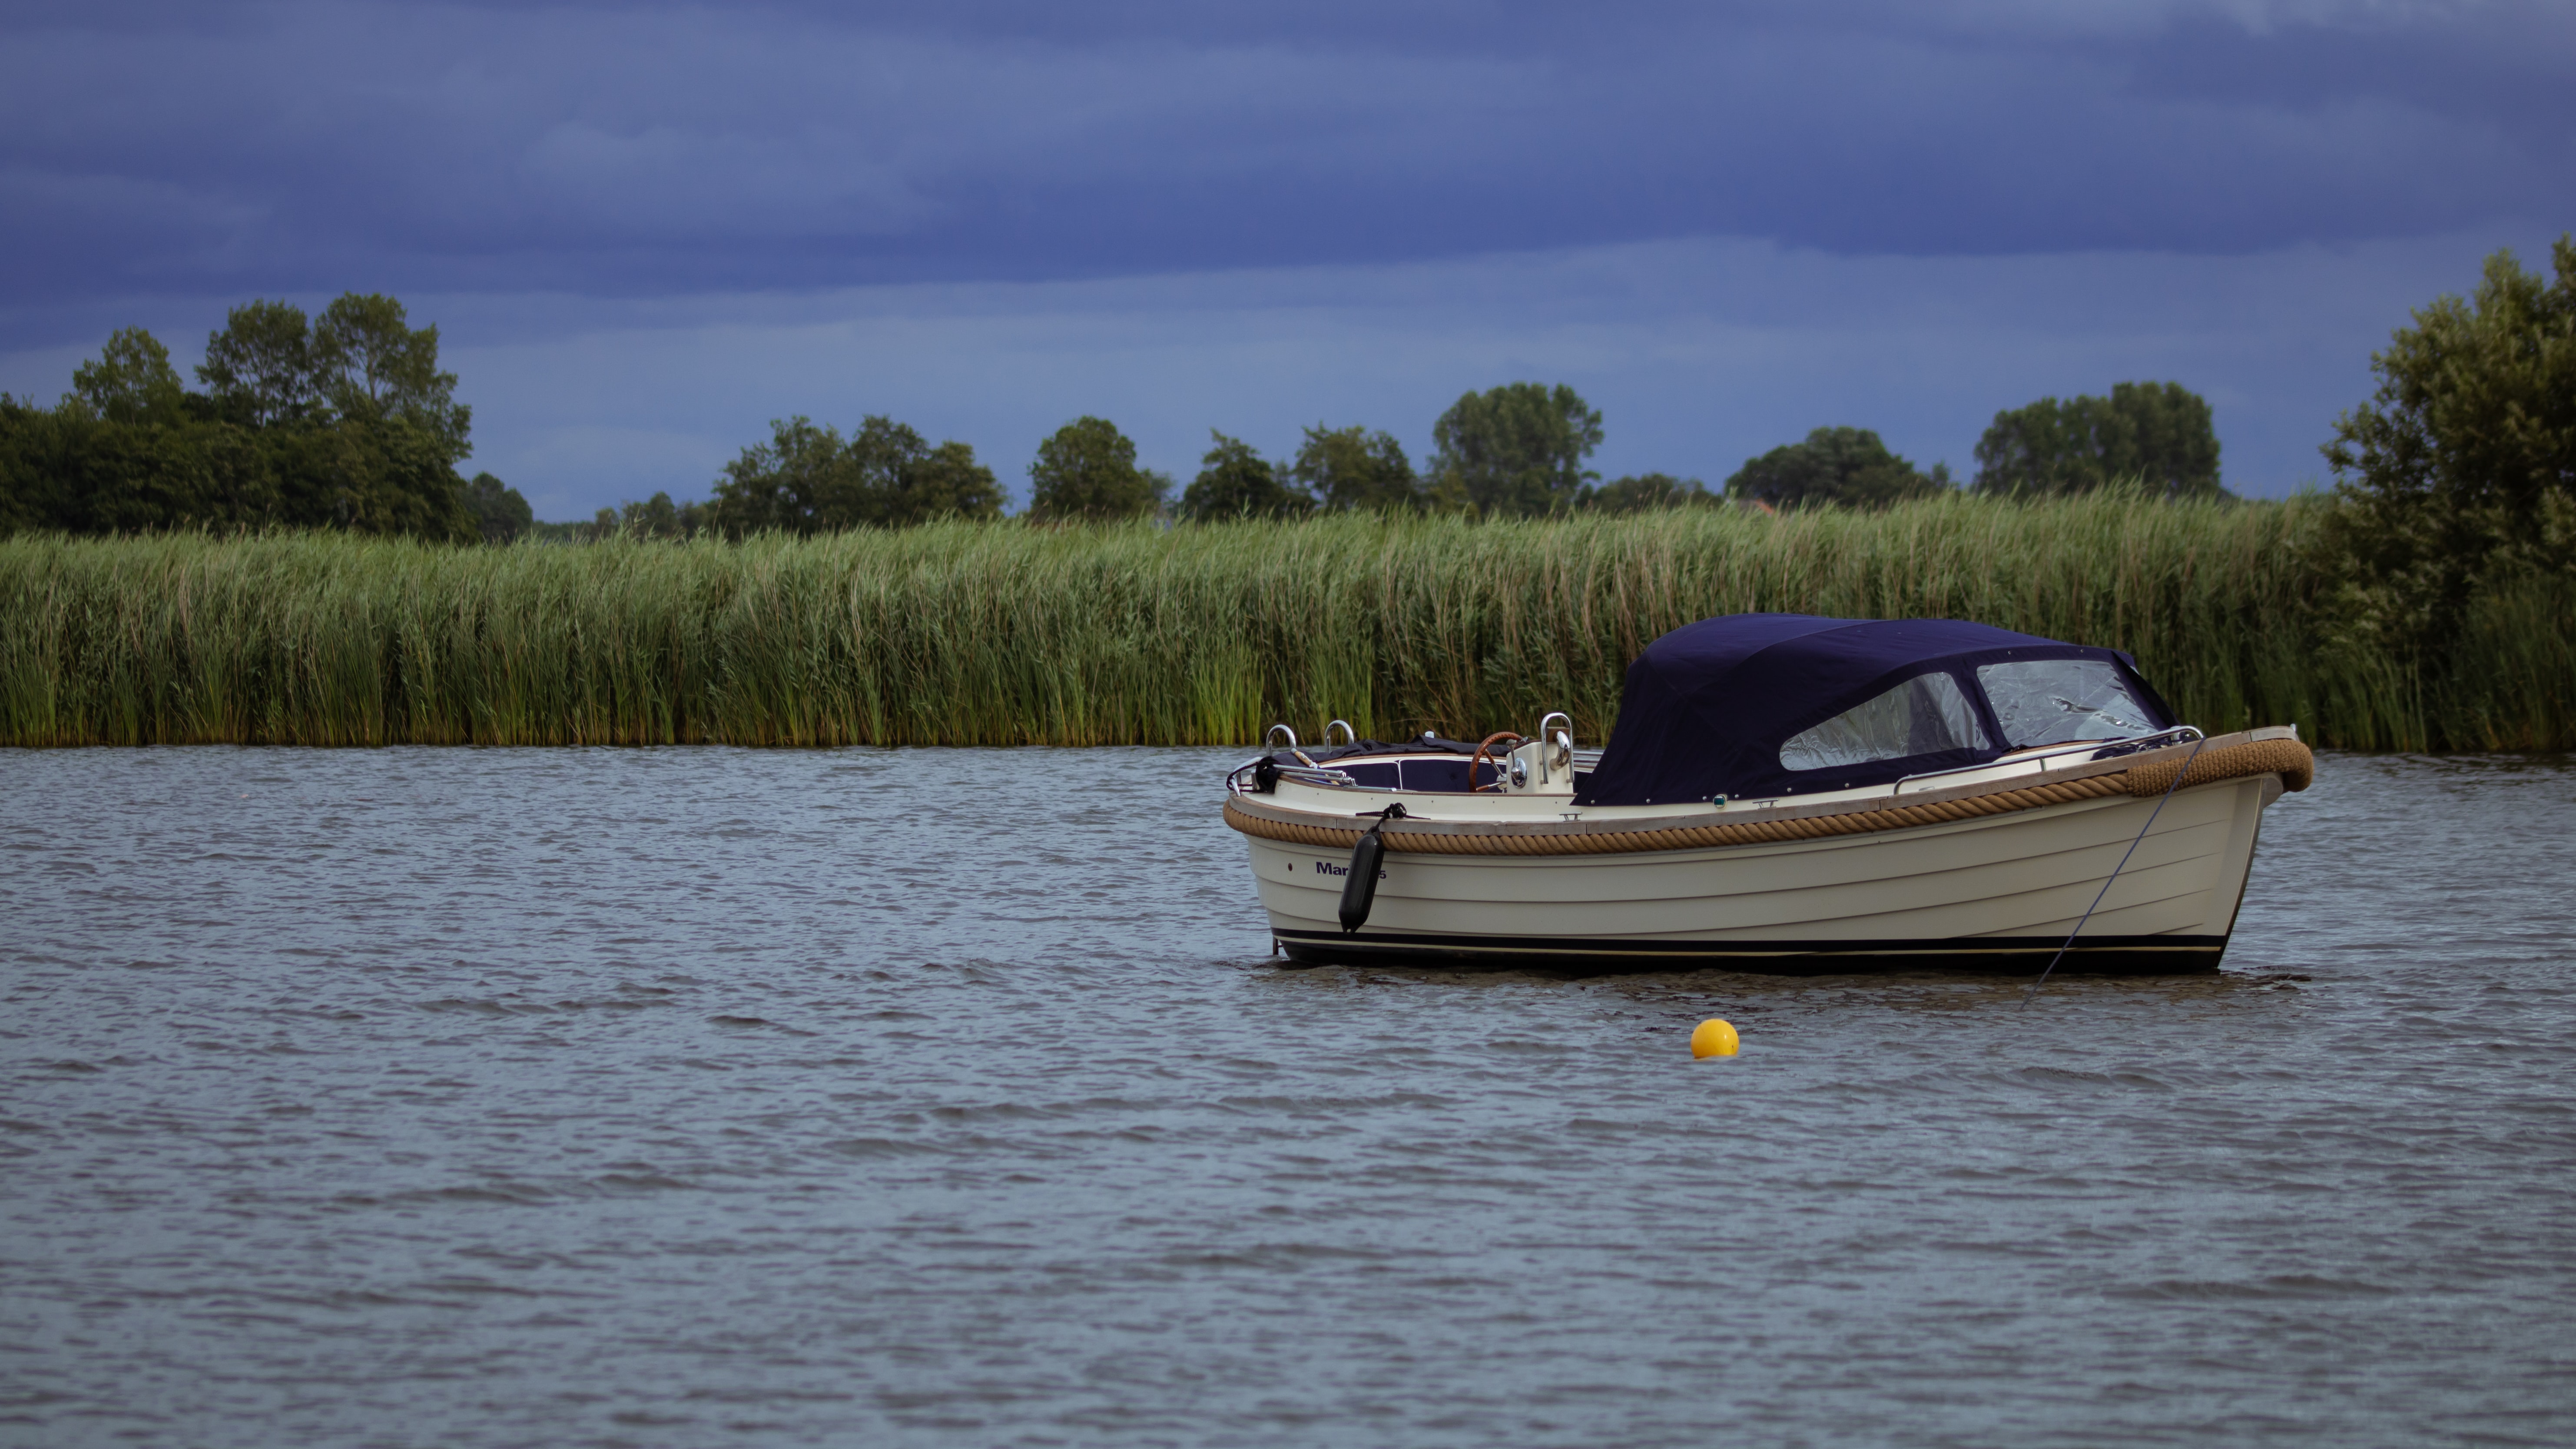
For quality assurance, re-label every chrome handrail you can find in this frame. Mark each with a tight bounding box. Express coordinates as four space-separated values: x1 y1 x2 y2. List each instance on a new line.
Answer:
1324 719 1357 746
1890 726 2204 796
1536 711 1574 784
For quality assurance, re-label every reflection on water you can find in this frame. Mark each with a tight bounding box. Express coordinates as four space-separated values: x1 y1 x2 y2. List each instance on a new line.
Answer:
2 747 2572 1447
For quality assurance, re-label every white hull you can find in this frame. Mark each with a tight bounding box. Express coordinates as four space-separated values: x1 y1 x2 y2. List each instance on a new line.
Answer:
1246 771 2285 974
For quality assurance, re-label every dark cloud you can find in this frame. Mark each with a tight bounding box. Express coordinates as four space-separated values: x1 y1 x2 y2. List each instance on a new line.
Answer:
0 0 2566 314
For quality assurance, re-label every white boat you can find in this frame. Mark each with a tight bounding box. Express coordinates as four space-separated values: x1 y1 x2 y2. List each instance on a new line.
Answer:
1222 613 2314 973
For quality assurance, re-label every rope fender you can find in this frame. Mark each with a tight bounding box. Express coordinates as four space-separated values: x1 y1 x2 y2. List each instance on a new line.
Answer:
2122 735 2312 796
1222 736 2313 859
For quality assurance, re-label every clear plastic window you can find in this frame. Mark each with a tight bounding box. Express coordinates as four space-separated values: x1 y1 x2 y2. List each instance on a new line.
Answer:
1780 671 1991 773
1975 659 2158 747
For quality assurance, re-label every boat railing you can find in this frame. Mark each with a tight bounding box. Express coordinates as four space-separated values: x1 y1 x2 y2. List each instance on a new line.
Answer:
1225 726 1601 796
1227 759 1359 794
1535 712 1576 786
1890 726 2205 796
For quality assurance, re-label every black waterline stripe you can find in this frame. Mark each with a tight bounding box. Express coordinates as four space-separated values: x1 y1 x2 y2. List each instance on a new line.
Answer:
1269 927 2225 958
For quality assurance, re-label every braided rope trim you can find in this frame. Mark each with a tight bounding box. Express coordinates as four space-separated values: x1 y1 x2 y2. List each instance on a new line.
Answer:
2123 735 2313 796
1223 736 2313 859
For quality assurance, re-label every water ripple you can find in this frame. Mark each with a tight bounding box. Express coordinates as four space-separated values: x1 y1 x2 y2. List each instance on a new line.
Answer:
0 746 2571 1446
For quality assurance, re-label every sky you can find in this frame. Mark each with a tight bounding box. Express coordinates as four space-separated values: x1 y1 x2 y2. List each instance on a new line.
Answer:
1 0 2568 518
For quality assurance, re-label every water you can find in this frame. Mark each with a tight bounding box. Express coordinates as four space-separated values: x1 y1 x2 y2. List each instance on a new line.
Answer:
3 747 2572 1448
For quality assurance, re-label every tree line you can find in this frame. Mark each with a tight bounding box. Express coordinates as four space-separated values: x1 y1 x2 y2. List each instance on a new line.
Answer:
603 374 2228 536
0 294 2242 546
0 296 531 544
6 233 2569 687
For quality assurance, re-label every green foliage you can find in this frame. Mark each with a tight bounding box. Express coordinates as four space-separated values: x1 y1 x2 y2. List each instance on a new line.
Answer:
2317 236 2576 666
0 295 481 544
709 415 1002 535
709 416 844 534
194 295 470 460
610 492 707 540
70 328 189 426
1428 383 1603 517
9 493 2558 752
463 472 534 544
1028 416 1164 522
309 294 472 458
1974 381 2222 500
1288 424 1419 512
1727 428 1949 509
0 393 477 542
1179 431 1313 521
894 438 1007 526
1584 472 1714 513
197 300 322 428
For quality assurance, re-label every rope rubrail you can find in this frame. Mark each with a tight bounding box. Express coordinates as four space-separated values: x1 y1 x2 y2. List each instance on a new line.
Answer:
2122 736 2311 796
1223 736 2313 859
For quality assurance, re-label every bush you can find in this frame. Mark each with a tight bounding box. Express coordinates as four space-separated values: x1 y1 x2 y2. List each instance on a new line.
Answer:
1584 473 1715 513
1287 424 1419 513
1726 428 1947 509
1973 382 2222 500
709 415 1001 535
1179 432 1312 521
1427 383 1602 517
1028 416 1165 522
2316 236 2576 666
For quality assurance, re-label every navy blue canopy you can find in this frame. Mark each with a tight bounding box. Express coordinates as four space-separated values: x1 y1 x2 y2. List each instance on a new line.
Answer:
1573 614 2174 806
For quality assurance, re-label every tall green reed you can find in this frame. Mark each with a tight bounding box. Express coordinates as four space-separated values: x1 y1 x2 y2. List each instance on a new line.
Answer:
2 493 2564 750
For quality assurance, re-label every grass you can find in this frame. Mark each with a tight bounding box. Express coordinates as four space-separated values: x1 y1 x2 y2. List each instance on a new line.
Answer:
1 493 2564 750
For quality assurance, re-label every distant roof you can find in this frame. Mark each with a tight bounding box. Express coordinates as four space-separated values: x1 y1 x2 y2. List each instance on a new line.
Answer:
1573 614 2169 806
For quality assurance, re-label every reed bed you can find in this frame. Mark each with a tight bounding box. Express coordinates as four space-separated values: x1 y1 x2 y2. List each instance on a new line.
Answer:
2 493 2564 750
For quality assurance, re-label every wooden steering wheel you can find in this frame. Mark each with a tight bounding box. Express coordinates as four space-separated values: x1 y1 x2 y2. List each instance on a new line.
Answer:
1469 731 1525 792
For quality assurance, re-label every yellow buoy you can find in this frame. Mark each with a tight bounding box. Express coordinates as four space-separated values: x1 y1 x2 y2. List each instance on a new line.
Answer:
1690 1018 1740 1058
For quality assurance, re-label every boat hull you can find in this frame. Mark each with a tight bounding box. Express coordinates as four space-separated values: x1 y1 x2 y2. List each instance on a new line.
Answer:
1249 774 2278 975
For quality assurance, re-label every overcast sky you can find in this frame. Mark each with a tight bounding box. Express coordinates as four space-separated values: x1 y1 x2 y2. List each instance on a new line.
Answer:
2 0 2567 517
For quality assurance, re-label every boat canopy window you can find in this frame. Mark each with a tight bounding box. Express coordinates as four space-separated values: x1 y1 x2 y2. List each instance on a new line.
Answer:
1779 671 1989 772
1976 659 2159 747
1573 613 2177 806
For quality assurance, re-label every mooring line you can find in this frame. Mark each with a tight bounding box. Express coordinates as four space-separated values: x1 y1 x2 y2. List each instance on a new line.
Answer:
2021 734 2209 1008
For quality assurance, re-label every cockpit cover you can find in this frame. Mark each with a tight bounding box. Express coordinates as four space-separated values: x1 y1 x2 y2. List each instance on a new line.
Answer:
1571 614 2172 806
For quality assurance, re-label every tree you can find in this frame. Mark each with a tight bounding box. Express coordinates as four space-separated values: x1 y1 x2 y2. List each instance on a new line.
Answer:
1 397 248 534
197 300 320 428
1288 424 1419 512
1584 472 1714 513
1028 416 1163 521
194 294 474 466
463 472 534 544
311 293 471 460
709 414 1003 535
2317 235 2576 656
620 492 704 539
1179 431 1312 521
69 328 188 426
1726 427 1949 509
709 416 857 534
1427 383 1602 517
1973 381 2221 499
3 306 479 543
852 419 1003 527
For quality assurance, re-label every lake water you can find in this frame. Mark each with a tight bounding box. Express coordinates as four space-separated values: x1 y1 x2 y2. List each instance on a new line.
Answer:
3 746 2572 1448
